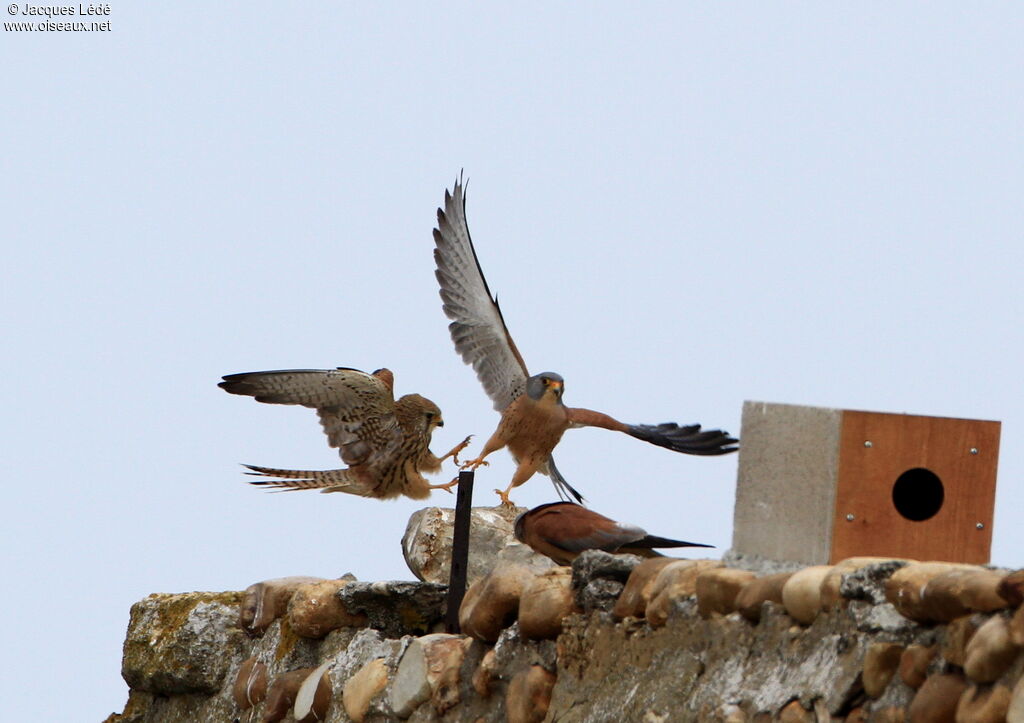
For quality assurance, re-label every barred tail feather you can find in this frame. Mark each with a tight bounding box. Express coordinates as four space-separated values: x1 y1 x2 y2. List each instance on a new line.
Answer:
242 464 373 497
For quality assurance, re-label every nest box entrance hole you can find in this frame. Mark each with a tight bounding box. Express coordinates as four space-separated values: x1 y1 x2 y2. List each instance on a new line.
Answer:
891 467 944 522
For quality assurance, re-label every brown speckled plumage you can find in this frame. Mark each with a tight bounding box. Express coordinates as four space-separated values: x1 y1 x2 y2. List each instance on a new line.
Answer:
219 367 470 500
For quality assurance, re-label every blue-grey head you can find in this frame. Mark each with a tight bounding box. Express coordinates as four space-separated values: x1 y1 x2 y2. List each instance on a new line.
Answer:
526 372 564 403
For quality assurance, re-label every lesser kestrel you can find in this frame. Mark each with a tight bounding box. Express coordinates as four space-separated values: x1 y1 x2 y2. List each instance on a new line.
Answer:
219 367 470 500
514 501 713 566
433 178 738 505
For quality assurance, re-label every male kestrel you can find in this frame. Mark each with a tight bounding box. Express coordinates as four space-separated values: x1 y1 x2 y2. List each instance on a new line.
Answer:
433 178 738 505
219 367 471 500
514 501 713 566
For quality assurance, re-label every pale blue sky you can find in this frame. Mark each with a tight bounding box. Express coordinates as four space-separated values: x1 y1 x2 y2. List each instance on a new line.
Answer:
3 4 1022 719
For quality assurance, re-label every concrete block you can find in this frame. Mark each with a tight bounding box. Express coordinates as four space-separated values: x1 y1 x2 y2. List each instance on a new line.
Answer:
732 401 999 565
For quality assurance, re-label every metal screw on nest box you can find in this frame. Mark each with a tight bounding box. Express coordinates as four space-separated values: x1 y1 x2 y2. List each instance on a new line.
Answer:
846 513 855 522
970 448 979 455
976 522 985 530
863 441 873 448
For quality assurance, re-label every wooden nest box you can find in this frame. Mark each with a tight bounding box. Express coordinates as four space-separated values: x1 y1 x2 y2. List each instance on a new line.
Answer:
732 401 1000 565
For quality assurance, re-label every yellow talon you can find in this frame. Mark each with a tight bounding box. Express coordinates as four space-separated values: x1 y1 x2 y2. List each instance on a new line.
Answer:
431 477 460 494
452 435 473 466
461 458 490 471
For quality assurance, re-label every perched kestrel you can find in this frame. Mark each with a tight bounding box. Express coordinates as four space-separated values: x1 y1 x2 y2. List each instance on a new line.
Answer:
219 367 471 500
433 178 738 505
514 502 713 566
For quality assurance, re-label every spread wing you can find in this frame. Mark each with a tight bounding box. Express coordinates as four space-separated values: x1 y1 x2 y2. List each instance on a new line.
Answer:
433 176 529 412
566 407 739 456
219 367 402 466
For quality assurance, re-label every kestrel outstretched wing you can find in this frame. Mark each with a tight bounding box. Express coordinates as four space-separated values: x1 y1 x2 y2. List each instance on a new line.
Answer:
566 407 739 456
433 177 529 413
218 367 402 466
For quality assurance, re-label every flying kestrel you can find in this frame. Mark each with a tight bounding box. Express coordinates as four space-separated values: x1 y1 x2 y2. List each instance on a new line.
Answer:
514 501 713 566
433 178 738 505
219 367 471 500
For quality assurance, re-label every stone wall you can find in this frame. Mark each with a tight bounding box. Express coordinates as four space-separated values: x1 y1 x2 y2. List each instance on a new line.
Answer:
106 510 1024 722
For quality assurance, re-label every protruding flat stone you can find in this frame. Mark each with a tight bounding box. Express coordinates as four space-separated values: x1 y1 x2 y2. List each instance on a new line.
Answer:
337 580 447 637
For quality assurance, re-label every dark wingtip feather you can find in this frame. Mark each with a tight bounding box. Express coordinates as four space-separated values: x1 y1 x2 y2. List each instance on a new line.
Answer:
639 535 715 549
218 377 254 396
628 423 739 456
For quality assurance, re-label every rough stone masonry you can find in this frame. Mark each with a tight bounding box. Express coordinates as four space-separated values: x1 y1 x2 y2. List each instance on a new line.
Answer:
106 506 1024 722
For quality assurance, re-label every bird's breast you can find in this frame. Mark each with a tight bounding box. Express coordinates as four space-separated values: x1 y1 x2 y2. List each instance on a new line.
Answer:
503 400 569 459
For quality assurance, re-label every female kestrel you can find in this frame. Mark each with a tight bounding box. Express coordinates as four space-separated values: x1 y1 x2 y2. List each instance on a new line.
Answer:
514 501 713 566
433 178 738 506
219 367 471 500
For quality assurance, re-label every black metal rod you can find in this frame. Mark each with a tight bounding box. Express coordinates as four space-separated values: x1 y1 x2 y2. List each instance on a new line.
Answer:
445 470 475 633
